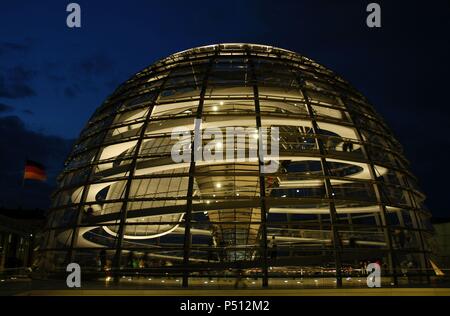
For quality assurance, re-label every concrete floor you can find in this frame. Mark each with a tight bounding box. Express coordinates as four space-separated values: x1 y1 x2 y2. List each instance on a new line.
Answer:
1 275 449 296
15 288 450 296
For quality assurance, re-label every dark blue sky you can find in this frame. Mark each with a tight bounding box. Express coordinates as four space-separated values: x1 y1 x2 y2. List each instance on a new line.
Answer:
0 0 449 216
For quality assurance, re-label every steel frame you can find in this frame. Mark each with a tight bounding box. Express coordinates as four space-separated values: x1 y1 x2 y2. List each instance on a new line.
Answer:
40 44 434 287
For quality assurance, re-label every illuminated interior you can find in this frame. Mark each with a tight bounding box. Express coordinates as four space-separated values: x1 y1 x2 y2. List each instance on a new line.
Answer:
40 43 434 287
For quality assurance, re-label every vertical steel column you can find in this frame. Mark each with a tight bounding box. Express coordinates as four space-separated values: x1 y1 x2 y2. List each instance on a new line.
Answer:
291 69 343 287
182 48 218 287
399 175 431 283
339 95 398 286
247 49 269 287
66 108 119 264
112 72 172 281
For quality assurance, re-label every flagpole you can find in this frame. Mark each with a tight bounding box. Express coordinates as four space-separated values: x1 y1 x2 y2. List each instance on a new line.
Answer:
22 158 26 188
20 159 26 211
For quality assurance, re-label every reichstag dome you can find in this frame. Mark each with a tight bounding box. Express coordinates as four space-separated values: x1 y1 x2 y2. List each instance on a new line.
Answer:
40 43 434 287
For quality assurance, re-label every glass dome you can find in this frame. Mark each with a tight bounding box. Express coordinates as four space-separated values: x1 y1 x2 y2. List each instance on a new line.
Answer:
40 43 434 287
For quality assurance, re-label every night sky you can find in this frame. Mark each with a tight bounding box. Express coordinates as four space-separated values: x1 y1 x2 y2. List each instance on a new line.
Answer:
0 1 449 217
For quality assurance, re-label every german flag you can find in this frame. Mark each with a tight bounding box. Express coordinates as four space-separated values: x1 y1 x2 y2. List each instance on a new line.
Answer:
24 160 47 181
